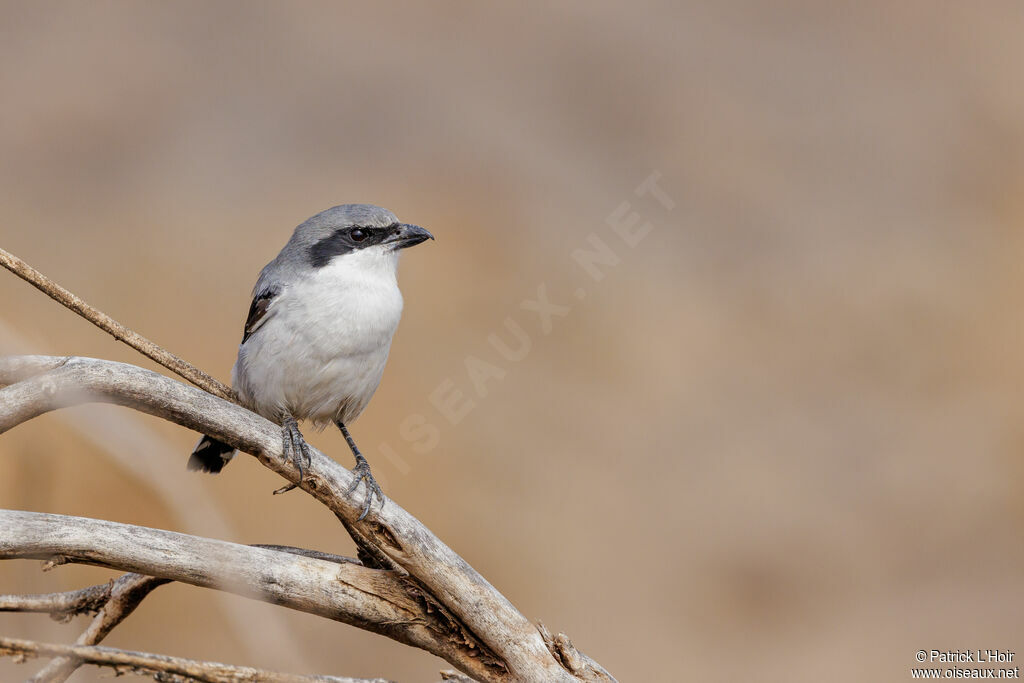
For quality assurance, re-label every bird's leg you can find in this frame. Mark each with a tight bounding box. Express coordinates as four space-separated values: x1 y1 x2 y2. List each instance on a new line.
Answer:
273 414 312 495
336 421 384 521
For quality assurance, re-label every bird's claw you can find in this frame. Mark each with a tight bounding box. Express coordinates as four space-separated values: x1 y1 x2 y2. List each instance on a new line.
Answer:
346 455 384 521
273 417 312 495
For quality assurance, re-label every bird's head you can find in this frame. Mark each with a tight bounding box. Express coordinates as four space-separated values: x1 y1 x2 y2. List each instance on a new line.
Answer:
292 204 434 269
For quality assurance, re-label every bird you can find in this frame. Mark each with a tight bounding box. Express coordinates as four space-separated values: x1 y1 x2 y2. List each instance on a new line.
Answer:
187 203 433 520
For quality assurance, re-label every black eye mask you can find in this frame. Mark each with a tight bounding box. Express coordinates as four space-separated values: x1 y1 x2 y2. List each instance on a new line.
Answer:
307 224 399 268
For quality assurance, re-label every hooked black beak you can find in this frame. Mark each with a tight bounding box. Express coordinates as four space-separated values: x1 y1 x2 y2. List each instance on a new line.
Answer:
385 223 434 250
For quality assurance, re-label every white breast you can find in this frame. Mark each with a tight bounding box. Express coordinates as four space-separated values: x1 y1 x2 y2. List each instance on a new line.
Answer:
232 247 404 427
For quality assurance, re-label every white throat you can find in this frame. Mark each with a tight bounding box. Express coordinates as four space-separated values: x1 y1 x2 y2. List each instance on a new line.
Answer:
329 244 401 281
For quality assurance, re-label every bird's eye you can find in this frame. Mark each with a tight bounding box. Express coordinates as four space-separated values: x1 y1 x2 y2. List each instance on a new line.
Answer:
350 228 367 242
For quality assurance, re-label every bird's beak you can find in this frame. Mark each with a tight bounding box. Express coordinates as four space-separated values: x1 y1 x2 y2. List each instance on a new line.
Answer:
385 223 434 250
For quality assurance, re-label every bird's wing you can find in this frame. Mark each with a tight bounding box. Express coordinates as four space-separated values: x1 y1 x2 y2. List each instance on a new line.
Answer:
241 288 278 344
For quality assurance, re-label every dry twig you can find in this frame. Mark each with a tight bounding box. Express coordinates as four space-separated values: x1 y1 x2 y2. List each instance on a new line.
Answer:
0 636 388 683
0 582 113 620
25 573 169 683
0 246 233 400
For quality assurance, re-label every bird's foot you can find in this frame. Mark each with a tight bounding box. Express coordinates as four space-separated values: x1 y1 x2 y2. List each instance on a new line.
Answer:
346 453 384 521
273 416 312 495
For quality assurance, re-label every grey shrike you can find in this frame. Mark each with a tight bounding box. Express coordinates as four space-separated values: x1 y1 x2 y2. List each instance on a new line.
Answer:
187 203 433 519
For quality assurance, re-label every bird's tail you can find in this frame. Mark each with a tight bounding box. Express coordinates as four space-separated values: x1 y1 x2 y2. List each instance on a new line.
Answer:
187 435 236 473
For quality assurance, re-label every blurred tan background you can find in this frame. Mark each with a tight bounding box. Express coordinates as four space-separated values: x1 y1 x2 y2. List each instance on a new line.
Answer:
2 1 1024 681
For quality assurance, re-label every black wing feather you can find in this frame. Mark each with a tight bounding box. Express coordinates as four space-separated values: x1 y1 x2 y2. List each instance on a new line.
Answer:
242 288 277 343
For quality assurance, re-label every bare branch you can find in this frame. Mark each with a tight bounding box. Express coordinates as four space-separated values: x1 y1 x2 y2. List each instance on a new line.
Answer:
0 636 389 683
0 510 499 681
0 247 233 401
0 355 614 682
27 573 169 683
0 582 113 620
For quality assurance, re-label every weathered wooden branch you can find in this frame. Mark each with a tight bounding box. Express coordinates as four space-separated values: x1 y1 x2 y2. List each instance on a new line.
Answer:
0 581 115 619
0 510 501 680
0 354 614 682
0 636 389 683
23 573 169 683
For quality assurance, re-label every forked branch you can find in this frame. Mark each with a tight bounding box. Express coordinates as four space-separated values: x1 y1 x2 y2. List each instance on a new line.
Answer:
17 573 169 683
0 509 477 667
0 356 613 682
